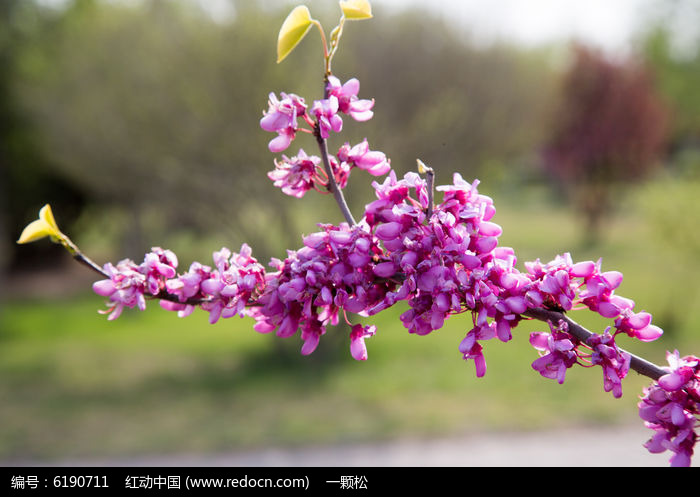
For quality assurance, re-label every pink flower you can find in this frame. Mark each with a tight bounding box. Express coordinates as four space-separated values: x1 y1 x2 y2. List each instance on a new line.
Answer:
588 328 631 398
301 320 326 356
614 309 663 342
141 247 177 295
350 324 376 361
459 324 497 377
658 351 699 392
260 92 307 152
337 139 390 176
268 149 322 198
529 320 579 384
638 350 699 467
326 76 374 121
311 96 343 139
93 259 147 320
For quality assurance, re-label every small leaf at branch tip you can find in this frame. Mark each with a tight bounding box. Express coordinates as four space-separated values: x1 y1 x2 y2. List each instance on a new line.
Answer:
277 5 314 64
416 158 433 174
339 0 373 20
39 204 60 232
17 204 64 244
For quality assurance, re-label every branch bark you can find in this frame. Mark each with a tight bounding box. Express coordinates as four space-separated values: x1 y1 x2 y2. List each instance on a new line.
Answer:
315 128 357 226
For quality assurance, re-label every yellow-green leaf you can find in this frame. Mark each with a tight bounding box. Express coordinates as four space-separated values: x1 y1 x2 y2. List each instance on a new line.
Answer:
17 204 63 244
277 5 314 63
416 159 431 174
39 204 60 233
339 0 373 20
17 219 55 244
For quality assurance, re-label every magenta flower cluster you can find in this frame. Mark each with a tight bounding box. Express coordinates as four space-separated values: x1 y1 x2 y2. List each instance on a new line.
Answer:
249 222 390 357
639 351 699 466
260 76 373 151
267 139 389 198
92 170 660 385
94 245 266 325
529 320 632 398
267 149 322 199
529 320 580 385
262 77 387 198
93 247 177 320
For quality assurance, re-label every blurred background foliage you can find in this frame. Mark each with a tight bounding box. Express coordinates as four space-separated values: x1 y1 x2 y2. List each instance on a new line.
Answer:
2 0 560 269
1 0 700 462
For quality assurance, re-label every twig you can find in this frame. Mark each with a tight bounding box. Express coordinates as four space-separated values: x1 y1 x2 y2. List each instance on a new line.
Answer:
315 79 357 226
73 253 109 278
60 236 109 278
315 129 357 226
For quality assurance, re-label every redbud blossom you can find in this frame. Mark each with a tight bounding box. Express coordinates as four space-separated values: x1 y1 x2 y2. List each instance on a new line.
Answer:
638 351 699 466
311 96 343 139
326 76 374 122
588 328 631 398
529 320 579 384
260 92 307 152
337 139 390 176
350 324 376 361
268 149 322 198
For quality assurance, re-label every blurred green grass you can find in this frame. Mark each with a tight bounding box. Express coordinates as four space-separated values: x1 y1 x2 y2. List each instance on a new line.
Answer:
1 182 699 462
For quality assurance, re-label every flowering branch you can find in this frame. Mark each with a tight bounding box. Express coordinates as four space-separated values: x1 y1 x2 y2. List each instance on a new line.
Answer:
15 0 698 467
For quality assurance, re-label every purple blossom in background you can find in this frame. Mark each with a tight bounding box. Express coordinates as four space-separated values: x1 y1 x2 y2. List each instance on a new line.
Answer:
330 155 352 190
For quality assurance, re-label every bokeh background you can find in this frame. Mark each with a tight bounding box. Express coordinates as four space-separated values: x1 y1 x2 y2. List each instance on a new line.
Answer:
1 0 700 465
